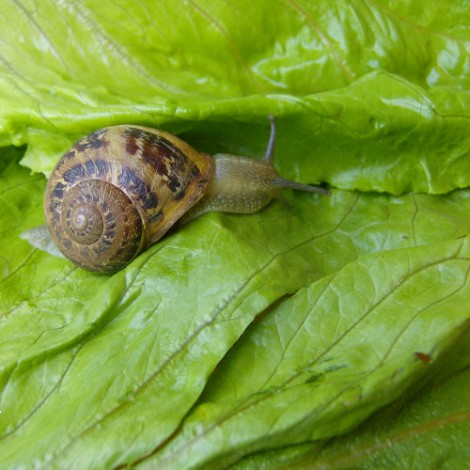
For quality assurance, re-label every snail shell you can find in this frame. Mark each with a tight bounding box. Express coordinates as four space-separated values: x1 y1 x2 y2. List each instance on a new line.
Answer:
44 126 214 273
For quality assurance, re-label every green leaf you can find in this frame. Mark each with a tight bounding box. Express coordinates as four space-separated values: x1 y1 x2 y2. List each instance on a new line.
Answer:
231 329 470 470
139 239 470 469
1 1 470 468
1 144 470 467
0 151 117 377
1 1 469 193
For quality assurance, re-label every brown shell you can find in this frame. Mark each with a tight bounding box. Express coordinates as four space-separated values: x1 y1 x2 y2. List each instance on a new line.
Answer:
44 125 214 273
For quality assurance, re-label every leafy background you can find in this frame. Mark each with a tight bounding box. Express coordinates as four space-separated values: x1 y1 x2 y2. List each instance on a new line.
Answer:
0 0 469 468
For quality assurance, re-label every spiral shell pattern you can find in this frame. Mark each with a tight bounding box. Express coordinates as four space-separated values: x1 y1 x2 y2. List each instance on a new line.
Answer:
44 125 214 272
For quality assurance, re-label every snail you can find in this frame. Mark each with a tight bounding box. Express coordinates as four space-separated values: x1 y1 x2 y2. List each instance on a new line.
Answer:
43 116 330 273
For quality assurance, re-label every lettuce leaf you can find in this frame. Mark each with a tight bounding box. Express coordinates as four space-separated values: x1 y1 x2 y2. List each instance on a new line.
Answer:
145 239 470 469
231 327 470 470
1 148 469 468
0 1 469 468
1 1 469 193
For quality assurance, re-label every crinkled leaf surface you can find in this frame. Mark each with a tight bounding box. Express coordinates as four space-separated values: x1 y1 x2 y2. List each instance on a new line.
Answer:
1 148 470 468
0 0 469 193
0 0 470 469
231 329 470 470
142 239 470 469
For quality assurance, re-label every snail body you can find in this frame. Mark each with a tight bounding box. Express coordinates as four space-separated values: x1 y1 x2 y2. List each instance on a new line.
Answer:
44 117 329 273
